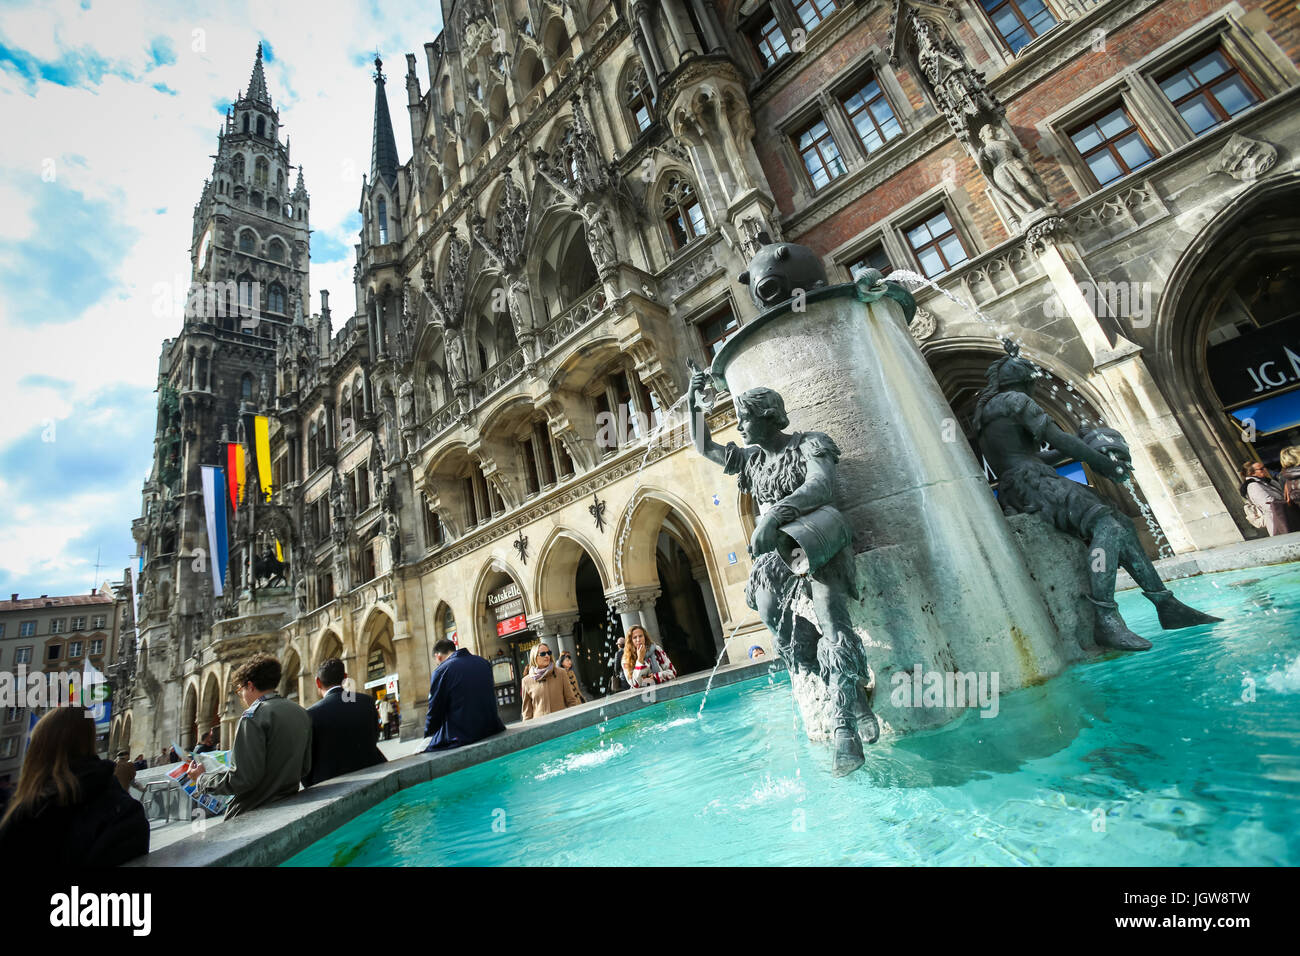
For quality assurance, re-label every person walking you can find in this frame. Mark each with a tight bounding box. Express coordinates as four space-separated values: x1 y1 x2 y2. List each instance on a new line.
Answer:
1278 446 1300 527
558 651 585 704
187 653 312 819
302 658 386 787
520 643 579 720
376 696 392 741
1241 460 1292 535
623 625 677 689
424 639 506 750
0 707 149 866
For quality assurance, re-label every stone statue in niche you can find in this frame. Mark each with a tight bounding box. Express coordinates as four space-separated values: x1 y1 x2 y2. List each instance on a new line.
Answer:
582 202 617 272
444 327 470 387
971 340 1221 649
398 379 416 430
977 124 1051 218
687 359 878 776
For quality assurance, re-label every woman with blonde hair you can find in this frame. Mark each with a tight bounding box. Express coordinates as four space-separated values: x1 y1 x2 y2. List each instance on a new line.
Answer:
0 706 149 865
1279 446 1300 502
520 641 580 719
623 625 677 689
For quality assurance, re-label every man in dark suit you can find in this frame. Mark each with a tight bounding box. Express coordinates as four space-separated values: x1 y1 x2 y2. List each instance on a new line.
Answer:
301 658 386 787
424 639 507 751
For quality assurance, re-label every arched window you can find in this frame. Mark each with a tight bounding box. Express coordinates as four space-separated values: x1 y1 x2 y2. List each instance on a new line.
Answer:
267 282 286 314
239 230 255 253
377 197 389 244
467 114 488 156
256 115 266 137
623 65 654 135
254 157 269 186
233 154 246 180
308 421 320 473
267 239 285 262
267 196 279 215
478 342 490 374
237 271 257 316
518 50 544 92
341 384 353 430
662 175 706 250
242 114 250 133
241 374 253 400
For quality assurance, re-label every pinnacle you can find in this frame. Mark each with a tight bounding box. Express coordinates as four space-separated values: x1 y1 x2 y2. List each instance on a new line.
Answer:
246 41 271 105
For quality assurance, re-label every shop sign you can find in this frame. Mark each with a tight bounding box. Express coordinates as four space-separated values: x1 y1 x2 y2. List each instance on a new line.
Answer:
1208 315 1300 407
487 583 521 607
497 613 527 636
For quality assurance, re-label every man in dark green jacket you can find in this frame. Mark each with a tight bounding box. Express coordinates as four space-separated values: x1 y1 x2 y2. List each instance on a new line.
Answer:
188 653 311 819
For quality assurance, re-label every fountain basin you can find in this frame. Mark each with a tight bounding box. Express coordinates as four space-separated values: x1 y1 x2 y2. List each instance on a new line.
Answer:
284 564 1300 867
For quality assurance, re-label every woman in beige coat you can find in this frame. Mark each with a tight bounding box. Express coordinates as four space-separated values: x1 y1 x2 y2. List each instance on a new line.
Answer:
520 643 580 720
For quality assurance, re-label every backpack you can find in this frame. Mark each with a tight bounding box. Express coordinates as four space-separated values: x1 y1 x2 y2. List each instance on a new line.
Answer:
1241 478 1267 528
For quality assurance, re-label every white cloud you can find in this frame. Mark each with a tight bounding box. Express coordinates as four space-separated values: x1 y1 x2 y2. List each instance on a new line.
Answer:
0 0 442 595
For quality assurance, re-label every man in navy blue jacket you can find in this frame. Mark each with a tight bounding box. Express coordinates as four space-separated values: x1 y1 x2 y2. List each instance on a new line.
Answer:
424 640 507 751
302 658 386 787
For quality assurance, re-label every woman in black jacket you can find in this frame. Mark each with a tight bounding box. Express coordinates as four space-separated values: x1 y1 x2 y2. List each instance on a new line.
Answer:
0 706 149 866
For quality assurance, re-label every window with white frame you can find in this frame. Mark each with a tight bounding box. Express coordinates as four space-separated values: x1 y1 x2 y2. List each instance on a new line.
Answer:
904 209 970 278
15 646 32 665
69 641 83 658
71 616 86 631
794 116 847 190
20 621 35 638
1067 104 1159 188
795 0 840 32
979 0 1058 55
1157 47 1261 137
840 74 903 155
50 618 65 634
662 176 707 251
92 615 106 630
90 639 104 656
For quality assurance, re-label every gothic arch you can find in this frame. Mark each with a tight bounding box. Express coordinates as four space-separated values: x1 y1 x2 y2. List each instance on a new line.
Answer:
533 527 609 614
612 487 723 602
470 555 531 651
312 627 345 672
1153 171 1300 525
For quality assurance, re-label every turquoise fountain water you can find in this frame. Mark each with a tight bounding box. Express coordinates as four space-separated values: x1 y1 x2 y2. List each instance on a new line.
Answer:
285 564 1300 867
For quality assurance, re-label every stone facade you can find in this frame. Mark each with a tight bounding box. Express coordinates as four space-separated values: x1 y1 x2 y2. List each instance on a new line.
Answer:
119 0 1300 756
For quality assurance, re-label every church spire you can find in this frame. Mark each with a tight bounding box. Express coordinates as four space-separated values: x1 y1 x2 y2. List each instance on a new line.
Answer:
247 42 271 105
370 56 399 187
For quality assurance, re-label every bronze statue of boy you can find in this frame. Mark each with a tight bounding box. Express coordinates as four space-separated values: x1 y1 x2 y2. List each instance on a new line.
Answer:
689 365 877 776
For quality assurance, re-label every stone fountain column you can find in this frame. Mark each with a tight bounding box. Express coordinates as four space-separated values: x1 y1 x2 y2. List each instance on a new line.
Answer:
713 284 1079 734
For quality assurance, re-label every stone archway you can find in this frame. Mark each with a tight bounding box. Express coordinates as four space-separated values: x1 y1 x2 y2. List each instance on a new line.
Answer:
613 489 727 677
473 557 531 719
1155 173 1300 534
280 647 303 704
180 681 199 753
534 529 612 697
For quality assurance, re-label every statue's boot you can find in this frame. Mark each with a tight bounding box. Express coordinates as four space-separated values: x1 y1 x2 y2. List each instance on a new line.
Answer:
1087 595 1152 651
854 683 880 745
1143 588 1222 630
832 724 865 777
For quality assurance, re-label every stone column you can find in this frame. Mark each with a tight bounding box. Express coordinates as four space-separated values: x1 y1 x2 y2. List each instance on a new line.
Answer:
633 2 668 78
1031 231 1241 552
691 565 724 652
691 0 726 52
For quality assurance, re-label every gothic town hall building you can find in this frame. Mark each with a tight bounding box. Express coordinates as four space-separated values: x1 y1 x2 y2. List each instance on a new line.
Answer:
115 0 1300 756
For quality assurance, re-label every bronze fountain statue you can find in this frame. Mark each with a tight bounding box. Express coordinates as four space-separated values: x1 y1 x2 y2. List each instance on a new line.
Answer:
972 339 1220 649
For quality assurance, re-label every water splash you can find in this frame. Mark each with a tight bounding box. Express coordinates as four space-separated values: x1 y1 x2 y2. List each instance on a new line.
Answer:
534 742 627 780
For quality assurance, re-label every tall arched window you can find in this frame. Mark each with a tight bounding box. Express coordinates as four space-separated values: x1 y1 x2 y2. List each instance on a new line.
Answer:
239 230 255 253
308 421 320 473
377 197 389 244
254 157 269 186
623 65 654 135
256 115 266 137
242 114 250 133
241 374 253 400
662 175 706 251
267 239 285 262
267 282 286 314
232 154 246 180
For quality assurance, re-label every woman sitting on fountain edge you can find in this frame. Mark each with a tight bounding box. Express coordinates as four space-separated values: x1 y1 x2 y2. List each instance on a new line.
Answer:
688 368 878 777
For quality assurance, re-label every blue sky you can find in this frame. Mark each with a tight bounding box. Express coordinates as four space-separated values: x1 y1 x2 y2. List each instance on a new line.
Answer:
0 0 441 599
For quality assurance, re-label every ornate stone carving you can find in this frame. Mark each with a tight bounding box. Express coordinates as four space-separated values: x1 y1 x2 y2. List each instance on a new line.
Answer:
978 124 1051 218
1207 133 1278 182
908 307 937 342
